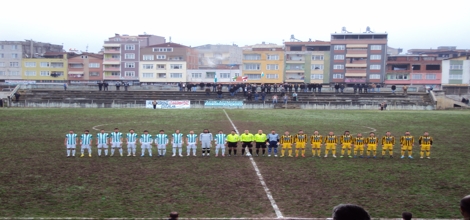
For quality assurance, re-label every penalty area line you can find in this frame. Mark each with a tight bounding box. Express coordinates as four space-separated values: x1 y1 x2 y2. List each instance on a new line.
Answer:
223 109 284 219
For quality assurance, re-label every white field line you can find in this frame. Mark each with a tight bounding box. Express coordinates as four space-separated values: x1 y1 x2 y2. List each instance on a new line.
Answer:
92 122 138 132
362 126 377 134
223 109 284 219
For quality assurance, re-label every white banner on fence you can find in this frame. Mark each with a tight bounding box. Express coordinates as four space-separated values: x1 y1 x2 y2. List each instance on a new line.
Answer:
145 100 191 109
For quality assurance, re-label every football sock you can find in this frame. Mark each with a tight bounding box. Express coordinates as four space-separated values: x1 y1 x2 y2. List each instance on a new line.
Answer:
215 148 219 155
98 149 101 156
288 149 292 156
207 149 210 154
341 149 345 155
332 149 336 155
420 151 424 157
119 148 123 155
202 149 206 154
242 149 245 155
295 149 299 156
348 149 351 155
81 148 84 154
67 150 70 156
163 149 166 155
132 147 136 155
172 148 176 155
72 150 76 156
222 148 225 155
178 148 182 155
281 150 285 156
407 151 411 157
302 149 305 156
148 148 152 156
367 150 370 156
234 149 237 155
104 149 108 156
426 151 430 157
262 149 265 155
389 151 393 156
111 148 115 155
401 150 405 156
228 149 232 155
382 150 386 155
373 151 377 156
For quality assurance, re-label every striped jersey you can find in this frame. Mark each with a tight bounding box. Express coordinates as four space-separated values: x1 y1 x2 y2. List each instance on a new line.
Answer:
96 133 109 144
226 134 239 143
215 134 227 144
418 136 433 145
140 134 153 143
65 133 78 145
280 135 294 144
353 137 365 145
172 133 184 144
155 134 168 145
186 134 198 143
340 135 353 144
310 135 323 144
80 134 93 145
324 135 338 144
400 135 414 146
126 133 138 142
382 136 396 145
110 132 122 143
294 134 308 143
365 137 378 144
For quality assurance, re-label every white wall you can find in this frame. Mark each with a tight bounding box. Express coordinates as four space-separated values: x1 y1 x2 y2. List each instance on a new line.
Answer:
441 60 450 84
139 61 186 83
187 68 242 83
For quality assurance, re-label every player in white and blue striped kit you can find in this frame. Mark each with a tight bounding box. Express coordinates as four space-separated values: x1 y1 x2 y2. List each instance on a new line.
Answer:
126 129 138 157
96 129 109 157
199 129 213 157
155 130 169 157
214 130 227 157
140 130 153 157
64 130 78 157
110 128 123 157
80 130 93 158
186 130 198 156
172 130 184 157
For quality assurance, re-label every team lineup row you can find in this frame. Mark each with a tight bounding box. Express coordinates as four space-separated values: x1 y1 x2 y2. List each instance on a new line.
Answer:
65 128 434 159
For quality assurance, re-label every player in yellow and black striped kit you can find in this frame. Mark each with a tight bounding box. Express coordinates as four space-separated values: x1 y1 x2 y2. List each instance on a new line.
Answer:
365 132 378 158
418 132 433 159
310 130 323 157
381 131 395 158
340 131 353 158
294 130 308 157
352 133 366 158
324 131 338 158
280 131 294 157
400 131 414 159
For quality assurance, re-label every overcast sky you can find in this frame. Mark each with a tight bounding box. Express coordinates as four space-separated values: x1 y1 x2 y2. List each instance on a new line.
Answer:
1 0 469 53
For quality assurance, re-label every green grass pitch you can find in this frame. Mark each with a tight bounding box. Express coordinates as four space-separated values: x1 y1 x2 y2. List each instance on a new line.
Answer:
0 108 469 219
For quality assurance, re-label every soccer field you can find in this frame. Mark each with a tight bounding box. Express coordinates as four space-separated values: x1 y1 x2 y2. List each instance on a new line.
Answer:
0 108 469 219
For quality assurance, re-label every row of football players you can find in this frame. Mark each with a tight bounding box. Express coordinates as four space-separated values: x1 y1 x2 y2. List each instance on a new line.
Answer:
64 128 433 159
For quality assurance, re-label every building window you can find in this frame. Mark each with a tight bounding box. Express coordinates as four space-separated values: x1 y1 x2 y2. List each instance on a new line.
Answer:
142 64 154 69
334 45 345 50
11 45 18 50
169 56 183 61
25 71 36 76
25 62 36 67
246 74 261 80
312 55 324 60
267 55 279 60
89 63 100 68
125 62 135 68
244 64 260 70
89 72 99 77
266 64 279 70
170 64 183 69
158 73 166 78
81 55 88 59
369 74 381 79
11 53 19 58
156 55 166 59
125 44 135 50
124 71 135 77
0 71 5 76
311 64 324 70
450 65 463 70
426 74 437 80
0 62 4 67
371 45 382 50
206 72 215 78
111 54 120 59
422 57 435 61
286 64 303 70
334 55 345 60
142 73 154 78
157 64 165 69
191 73 202 78
333 64 344 69
332 74 343 79
220 73 231 78
244 54 261 60
153 48 173 52
143 55 154 60
69 63 83 68
125 53 135 59
0 45 3 50
40 71 50 76
370 55 381 60
110 72 120 76
370 64 381 70
234 73 240 77
388 74 408 80
311 74 324 79
10 62 19 67
40 62 49 67
0 53 3 58
449 74 462 79
10 71 20 76
266 74 278 79
411 74 422 80
113 38 120 41
170 73 182 78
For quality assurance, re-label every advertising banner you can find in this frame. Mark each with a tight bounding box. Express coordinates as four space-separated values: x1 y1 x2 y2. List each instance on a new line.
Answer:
146 100 191 109
204 100 244 107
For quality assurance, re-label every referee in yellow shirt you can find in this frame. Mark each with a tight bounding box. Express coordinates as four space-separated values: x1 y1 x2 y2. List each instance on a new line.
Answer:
240 130 254 156
340 131 353 158
400 131 414 159
381 131 395 158
280 131 294 157
254 130 268 156
310 130 323 157
418 131 433 159
294 130 308 157
226 130 240 156
324 131 338 158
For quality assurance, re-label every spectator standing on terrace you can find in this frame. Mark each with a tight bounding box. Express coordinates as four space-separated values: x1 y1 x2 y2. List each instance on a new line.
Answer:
339 84 345 93
332 204 371 220
358 84 363 93
377 83 381 92
124 82 129 91
115 82 121 91
371 83 377 92
272 94 278 104
104 82 109 91
63 83 67 91
353 84 358 94
292 92 298 101
402 212 412 220
205 88 210 96
217 90 223 99
98 82 103 91
212 83 217 92
283 94 288 104
273 83 278 92
391 85 396 94
318 83 323 93
261 91 266 102
294 84 299 92
403 85 408 95
254 92 259 101
460 195 470 220
152 100 157 109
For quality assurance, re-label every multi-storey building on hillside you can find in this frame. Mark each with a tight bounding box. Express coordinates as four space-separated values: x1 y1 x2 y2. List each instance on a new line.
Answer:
22 52 68 83
385 55 442 89
68 53 103 84
195 44 242 68
284 41 331 84
242 43 284 84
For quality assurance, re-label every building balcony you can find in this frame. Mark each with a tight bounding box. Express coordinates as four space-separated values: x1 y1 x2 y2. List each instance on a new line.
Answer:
103 75 121 79
103 44 121 48
346 53 368 58
104 49 121 54
345 63 367 68
285 69 305 73
103 59 120 65
285 73 305 81
103 67 121 71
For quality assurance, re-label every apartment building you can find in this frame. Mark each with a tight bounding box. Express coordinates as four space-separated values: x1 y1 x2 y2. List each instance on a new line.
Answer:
242 43 284 84
330 33 387 84
22 52 68 83
139 42 198 83
284 41 330 84
441 55 470 85
68 53 104 83
385 55 442 89
187 64 241 83
195 44 242 68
